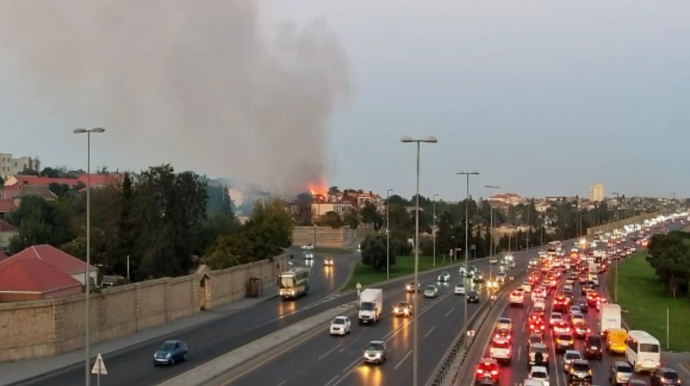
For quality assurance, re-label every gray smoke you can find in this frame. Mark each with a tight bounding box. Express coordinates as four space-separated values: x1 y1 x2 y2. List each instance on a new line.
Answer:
0 0 352 195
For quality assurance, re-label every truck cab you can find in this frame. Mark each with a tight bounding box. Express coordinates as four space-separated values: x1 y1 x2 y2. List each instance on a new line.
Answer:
358 288 383 325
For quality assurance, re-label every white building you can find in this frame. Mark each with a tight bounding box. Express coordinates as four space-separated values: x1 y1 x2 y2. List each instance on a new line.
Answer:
0 153 41 177
589 184 605 202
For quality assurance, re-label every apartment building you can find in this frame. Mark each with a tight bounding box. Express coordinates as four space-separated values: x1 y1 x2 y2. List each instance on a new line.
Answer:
0 153 41 177
589 184 605 202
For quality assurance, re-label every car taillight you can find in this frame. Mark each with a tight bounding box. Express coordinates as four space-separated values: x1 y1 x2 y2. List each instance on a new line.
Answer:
570 340 574 344
491 370 498 375
477 369 484 374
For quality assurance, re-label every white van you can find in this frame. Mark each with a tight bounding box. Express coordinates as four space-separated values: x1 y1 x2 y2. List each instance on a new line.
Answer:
626 330 661 372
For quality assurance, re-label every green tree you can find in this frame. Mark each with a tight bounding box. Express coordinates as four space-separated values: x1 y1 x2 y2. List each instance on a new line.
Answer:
361 233 396 272
204 233 254 269
361 201 382 227
435 210 455 258
344 212 359 230
21 168 39 176
242 198 294 260
48 182 71 198
40 167 62 178
115 172 136 275
322 211 343 228
7 196 76 254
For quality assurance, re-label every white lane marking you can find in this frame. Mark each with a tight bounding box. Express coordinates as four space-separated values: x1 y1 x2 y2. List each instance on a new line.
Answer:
324 375 340 386
394 350 413 369
517 346 521 361
522 321 526 332
276 381 286 386
424 326 436 338
445 307 455 317
318 344 342 361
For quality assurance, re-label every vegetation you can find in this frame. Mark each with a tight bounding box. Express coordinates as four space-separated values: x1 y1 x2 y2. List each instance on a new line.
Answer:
4 165 293 281
646 230 690 298
342 254 456 291
610 251 690 351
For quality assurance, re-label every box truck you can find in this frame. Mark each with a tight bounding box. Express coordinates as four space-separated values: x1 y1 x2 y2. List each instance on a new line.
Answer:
358 288 383 325
599 304 622 334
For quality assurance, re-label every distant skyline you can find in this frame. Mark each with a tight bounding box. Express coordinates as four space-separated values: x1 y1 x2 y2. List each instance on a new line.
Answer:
1 1 688 200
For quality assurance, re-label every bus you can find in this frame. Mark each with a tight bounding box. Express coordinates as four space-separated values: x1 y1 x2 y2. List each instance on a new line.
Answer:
626 330 661 372
278 267 310 300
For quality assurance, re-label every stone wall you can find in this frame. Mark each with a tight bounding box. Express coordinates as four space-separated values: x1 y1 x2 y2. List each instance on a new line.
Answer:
0 254 288 362
586 212 660 236
292 224 373 247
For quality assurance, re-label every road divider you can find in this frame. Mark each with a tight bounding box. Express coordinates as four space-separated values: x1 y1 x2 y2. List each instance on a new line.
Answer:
156 302 357 386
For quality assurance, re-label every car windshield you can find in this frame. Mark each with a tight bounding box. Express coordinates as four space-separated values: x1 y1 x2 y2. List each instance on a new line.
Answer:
529 336 542 343
397 303 409 308
531 371 547 378
565 352 581 360
616 364 633 373
426 285 435 291
662 371 679 379
552 314 562 319
456 283 464 287
159 342 176 351
493 340 510 348
558 334 573 340
573 363 590 372
587 336 601 344
333 318 345 325
532 346 547 353
367 342 384 351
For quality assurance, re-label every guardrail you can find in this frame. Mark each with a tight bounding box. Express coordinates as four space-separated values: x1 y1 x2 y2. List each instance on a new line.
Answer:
426 266 529 386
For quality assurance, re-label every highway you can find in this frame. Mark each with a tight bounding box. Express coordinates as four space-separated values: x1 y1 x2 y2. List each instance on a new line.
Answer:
12 248 358 386
206 246 551 386
463 223 680 386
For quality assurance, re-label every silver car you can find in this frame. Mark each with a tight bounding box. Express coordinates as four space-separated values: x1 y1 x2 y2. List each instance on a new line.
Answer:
562 350 582 372
609 361 633 385
363 340 386 364
424 285 438 298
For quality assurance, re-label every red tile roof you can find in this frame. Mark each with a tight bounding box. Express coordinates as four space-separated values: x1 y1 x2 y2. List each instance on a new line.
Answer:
0 200 16 212
0 219 16 232
0 258 82 294
77 173 119 188
11 245 96 275
12 176 79 186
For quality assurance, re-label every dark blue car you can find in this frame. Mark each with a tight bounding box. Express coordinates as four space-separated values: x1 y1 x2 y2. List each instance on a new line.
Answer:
153 340 188 365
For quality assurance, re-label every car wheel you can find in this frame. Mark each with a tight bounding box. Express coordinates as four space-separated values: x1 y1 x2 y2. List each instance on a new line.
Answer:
170 358 175 365
183 353 188 361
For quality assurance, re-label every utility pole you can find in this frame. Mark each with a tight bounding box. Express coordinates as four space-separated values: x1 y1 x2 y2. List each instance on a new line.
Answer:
386 188 393 279
432 194 439 267
485 186 501 256
612 192 622 302
458 171 479 349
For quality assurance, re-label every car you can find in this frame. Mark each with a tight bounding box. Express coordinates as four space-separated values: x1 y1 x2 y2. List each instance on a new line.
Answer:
405 281 421 293
363 340 386 364
651 367 681 386
527 365 550 386
459 265 468 275
528 333 544 348
596 297 609 311
301 243 314 250
581 283 593 295
571 314 586 325
573 323 590 339
529 319 546 335
496 272 507 283
570 305 582 315
522 282 532 293
475 358 500 385
576 299 589 313
437 271 451 282
555 333 574 353
496 317 512 331
586 292 600 307
493 328 512 343
454 283 466 295
584 334 603 360
532 305 545 316
489 339 512 365
553 321 571 335
510 289 525 307
533 299 546 311
393 302 413 317
528 343 549 368
568 359 593 385
324 258 334 266
153 340 188 365
467 290 480 303
329 316 351 335
424 285 438 298
303 252 314 259
489 257 498 264
473 272 485 283
609 361 633 385
549 312 563 326
562 350 582 372
553 295 571 313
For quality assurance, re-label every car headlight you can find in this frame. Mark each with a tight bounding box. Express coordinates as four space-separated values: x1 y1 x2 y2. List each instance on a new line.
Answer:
375 353 381 358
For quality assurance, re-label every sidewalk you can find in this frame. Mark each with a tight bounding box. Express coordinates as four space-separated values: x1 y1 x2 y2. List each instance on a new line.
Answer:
0 288 277 386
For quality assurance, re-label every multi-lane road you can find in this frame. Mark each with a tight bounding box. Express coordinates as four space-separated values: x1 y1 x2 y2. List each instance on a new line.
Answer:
465 227 679 386
205 246 554 386
12 247 358 386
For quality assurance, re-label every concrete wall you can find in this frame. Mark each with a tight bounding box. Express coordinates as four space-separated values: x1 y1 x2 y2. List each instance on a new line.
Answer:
0 254 288 362
292 224 373 247
586 212 660 236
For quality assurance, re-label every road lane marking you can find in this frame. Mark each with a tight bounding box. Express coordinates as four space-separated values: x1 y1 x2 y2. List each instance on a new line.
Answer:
324 375 340 386
517 346 521 361
522 321 526 332
424 326 436 338
276 381 286 386
445 308 455 316
394 350 413 369
318 344 342 361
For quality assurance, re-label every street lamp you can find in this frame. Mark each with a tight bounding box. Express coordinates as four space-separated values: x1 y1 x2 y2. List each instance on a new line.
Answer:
485 185 501 257
386 188 393 279
432 193 439 267
458 171 479 349
73 127 105 386
400 135 437 386
612 192 621 302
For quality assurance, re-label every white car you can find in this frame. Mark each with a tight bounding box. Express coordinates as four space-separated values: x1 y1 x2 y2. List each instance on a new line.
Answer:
302 243 314 250
528 365 550 386
489 257 498 264
522 282 532 293
424 285 438 298
549 312 563 326
562 350 583 372
509 289 525 307
437 271 451 282
303 252 314 259
489 339 512 364
533 299 546 310
496 317 512 331
458 265 467 275
329 316 351 336
454 283 466 295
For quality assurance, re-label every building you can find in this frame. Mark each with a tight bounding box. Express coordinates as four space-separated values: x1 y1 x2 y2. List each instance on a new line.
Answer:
0 219 17 250
590 184 605 202
0 200 15 219
0 153 41 177
6 245 98 286
311 202 353 219
490 193 523 206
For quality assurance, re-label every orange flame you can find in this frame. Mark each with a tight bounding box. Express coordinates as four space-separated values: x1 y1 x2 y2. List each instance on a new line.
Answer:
307 178 328 198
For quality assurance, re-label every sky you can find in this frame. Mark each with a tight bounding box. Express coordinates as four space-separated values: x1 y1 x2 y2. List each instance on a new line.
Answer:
1 1 689 200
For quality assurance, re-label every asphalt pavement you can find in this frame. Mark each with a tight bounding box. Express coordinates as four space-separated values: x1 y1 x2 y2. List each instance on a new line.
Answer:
206 247 546 386
10 249 358 386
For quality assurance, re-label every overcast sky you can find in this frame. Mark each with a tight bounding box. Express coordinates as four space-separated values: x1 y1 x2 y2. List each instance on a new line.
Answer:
1 1 689 200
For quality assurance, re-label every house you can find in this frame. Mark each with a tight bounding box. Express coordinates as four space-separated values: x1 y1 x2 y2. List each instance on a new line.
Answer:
12 185 58 207
0 258 83 302
311 202 353 219
490 193 523 206
8 245 98 286
0 219 17 250
0 199 15 219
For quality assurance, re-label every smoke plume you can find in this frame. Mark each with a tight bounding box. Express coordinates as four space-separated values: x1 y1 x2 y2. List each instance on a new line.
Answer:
0 0 351 195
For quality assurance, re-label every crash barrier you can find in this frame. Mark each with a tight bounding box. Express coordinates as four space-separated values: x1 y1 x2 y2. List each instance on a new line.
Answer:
427 266 529 386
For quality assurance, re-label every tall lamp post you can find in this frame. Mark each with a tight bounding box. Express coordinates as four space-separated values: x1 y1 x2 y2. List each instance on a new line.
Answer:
612 191 621 302
432 193 438 267
401 135 437 386
485 185 501 256
386 188 393 279
74 127 105 386
458 171 479 349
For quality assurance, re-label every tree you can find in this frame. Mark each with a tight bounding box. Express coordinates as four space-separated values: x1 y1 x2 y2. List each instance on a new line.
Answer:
48 182 71 198
361 201 382 227
322 211 343 228
115 172 136 275
241 199 294 260
361 233 396 272
435 210 455 258
21 168 39 176
7 196 76 254
204 234 254 269
344 212 359 230
40 167 61 178
650 245 690 297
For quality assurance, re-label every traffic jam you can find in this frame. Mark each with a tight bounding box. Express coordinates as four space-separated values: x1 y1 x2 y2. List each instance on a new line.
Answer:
473 226 684 386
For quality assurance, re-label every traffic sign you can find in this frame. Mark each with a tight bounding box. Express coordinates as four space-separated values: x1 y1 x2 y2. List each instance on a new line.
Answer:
91 353 107 375
467 330 475 337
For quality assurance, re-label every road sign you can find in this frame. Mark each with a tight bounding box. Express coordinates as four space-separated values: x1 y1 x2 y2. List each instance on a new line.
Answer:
467 330 475 337
91 353 107 375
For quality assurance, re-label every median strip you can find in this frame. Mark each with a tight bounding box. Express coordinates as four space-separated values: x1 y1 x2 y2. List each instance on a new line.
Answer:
157 302 356 386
